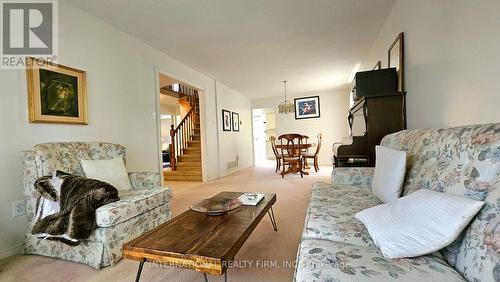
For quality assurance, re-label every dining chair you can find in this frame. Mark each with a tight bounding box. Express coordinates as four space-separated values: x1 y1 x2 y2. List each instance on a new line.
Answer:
301 135 309 152
269 136 282 173
300 135 310 168
302 133 322 172
278 133 304 178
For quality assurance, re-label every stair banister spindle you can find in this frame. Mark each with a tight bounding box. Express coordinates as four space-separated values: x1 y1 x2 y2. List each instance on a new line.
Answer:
180 125 183 153
184 123 187 150
182 124 186 151
170 124 176 170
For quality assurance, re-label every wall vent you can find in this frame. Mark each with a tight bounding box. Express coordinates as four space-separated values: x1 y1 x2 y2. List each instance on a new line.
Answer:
227 155 239 170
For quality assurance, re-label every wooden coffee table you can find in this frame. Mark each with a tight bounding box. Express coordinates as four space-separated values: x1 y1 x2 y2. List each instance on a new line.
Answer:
123 191 277 281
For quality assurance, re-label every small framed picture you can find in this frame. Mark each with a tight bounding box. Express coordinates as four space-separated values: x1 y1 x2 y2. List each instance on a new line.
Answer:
388 32 404 91
26 57 88 124
294 96 320 119
222 109 231 131
232 112 240 132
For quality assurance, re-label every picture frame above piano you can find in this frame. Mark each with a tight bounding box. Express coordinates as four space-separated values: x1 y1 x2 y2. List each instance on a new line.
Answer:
388 32 405 92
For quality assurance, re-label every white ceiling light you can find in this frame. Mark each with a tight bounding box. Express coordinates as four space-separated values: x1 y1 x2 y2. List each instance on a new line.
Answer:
278 81 294 114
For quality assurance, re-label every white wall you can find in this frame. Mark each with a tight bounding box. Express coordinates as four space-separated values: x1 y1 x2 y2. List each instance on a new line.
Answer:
216 82 254 176
252 89 350 165
362 0 500 129
0 1 246 258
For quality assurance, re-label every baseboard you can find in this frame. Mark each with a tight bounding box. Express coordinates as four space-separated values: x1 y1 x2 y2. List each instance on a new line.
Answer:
220 165 252 178
0 243 23 260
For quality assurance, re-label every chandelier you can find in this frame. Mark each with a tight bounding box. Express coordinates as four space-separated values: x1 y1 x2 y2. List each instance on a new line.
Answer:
278 80 294 114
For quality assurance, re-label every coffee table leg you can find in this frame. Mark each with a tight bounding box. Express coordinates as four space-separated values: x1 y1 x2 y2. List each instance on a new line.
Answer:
268 206 278 232
203 271 227 282
135 259 145 282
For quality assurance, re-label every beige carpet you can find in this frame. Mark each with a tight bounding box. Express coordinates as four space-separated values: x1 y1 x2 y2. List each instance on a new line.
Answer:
0 164 331 282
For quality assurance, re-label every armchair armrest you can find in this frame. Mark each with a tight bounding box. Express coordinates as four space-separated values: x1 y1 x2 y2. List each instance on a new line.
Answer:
331 167 374 188
128 172 161 190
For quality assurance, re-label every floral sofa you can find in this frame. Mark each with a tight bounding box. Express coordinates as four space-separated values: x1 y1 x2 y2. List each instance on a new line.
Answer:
21 142 173 269
294 123 499 281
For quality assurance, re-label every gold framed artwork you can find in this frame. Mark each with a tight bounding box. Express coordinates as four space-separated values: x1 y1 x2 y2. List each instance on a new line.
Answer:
26 57 88 124
388 32 404 92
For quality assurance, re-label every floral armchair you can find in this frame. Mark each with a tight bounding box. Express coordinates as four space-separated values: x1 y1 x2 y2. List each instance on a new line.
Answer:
21 142 173 269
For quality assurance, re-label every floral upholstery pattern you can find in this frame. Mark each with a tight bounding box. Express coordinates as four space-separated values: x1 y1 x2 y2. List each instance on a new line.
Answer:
303 182 380 248
380 124 499 200
96 187 172 227
295 123 500 282
128 172 161 190
33 142 127 177
452 179 500 281
294 239 465 282
21 142 173 269
381 124 500 282
331 167 374 188
24 203 170 269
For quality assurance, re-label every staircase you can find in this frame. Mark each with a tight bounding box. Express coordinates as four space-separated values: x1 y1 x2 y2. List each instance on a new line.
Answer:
164 92 202 181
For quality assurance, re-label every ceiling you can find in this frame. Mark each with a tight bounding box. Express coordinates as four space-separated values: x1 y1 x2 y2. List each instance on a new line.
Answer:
67 0 395 99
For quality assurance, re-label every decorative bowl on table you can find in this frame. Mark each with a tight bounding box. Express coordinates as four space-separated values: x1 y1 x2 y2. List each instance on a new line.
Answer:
190 197 242 215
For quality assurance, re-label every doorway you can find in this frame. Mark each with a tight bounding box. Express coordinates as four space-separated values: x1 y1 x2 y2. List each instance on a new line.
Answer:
158 73 203 181
252 108 276 167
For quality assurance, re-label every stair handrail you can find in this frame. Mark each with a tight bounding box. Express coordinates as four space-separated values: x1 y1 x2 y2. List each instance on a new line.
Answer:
169 92 198 171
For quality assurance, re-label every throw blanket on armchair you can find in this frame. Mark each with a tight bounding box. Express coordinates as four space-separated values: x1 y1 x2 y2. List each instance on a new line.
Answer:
31 170 119 245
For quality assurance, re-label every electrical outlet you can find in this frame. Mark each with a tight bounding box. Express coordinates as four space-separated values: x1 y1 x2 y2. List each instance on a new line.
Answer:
12 200 26 217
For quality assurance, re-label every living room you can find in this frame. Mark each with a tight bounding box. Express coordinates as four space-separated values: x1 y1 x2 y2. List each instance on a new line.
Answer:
0 0 498 281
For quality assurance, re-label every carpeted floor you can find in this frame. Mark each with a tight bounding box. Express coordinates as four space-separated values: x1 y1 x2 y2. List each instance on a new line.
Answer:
0 164 332 282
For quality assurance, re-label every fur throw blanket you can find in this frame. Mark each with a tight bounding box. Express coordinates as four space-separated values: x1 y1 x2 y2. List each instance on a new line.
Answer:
32 170 119 245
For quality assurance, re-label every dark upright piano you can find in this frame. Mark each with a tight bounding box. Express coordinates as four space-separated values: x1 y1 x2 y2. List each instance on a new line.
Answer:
333 68 406 167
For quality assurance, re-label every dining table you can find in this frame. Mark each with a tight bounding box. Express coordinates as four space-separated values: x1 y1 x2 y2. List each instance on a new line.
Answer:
275 143 315 175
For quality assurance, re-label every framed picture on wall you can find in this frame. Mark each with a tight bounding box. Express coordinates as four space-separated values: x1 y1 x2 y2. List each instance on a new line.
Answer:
26 57 88 124
294 96 320 119
232 112 240 132
222 109 231 131
388 32 404 92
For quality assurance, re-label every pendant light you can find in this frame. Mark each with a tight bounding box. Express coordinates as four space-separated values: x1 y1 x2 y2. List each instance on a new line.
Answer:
278 80 294 114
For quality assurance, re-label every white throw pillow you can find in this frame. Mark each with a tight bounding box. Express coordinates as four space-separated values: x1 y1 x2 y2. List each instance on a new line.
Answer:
372 146 406 203
355 189 484 259
80 158 132 191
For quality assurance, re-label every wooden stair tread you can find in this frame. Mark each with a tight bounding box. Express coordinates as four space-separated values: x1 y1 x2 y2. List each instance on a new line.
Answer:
178 155 201 160
176 162 202 167
164 175 202 181
175 168 202 172
164 170 201 176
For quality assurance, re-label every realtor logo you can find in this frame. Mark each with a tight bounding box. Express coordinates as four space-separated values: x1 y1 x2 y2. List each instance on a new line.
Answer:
1 0 58 68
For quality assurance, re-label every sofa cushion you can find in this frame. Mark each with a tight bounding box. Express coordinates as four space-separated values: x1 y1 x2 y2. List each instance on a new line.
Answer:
81 158 133 191
303 182 381 248
294 239 465 282
95 187 170 227
355 189 484 259
372 146 406 203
